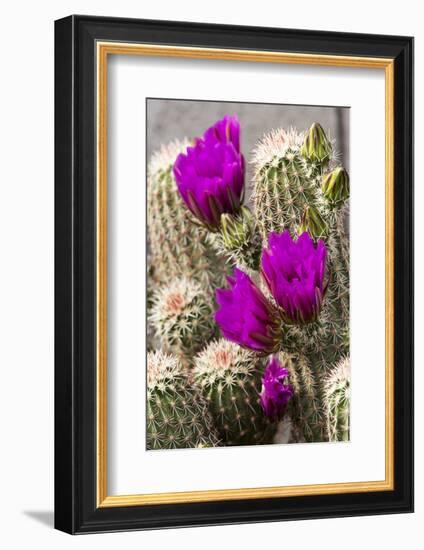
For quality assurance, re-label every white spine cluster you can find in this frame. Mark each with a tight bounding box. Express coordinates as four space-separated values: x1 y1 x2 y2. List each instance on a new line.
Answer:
147 138 191 182
251 127 305 170
147 350 181 390
150 277 215 361
193 339 255 385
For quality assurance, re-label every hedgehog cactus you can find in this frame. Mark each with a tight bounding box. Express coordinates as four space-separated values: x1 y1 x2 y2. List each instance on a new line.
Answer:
214 229 333 442
147 351 220 449
147 139 226 295
252 128 321 242
325 356 351 441
150 277 217 363
171 116 262 270
147 117 351 449
193 340 277 446
247 123 350 442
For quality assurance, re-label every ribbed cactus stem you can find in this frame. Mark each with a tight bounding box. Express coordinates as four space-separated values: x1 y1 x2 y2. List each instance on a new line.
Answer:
284 351 329 442
252 128 323 243
193 340 277 446
323 205 350 349
325 356 351 441
147 351 220 449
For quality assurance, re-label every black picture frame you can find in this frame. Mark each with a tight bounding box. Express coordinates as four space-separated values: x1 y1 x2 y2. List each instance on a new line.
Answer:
55 15 414 534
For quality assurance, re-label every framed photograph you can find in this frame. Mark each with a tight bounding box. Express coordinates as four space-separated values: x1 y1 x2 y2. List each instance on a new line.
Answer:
54 15 413 534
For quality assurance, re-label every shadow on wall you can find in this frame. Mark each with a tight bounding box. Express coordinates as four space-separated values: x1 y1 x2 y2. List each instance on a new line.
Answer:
23 510 54 529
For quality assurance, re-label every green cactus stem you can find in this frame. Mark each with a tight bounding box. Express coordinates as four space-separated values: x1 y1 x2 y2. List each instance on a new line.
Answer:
283 344 340 442
147 351 221 449
252 128 324 243
325 356 351 441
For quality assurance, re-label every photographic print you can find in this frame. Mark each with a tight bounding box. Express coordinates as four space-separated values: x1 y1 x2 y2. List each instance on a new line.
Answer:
146 99 350 450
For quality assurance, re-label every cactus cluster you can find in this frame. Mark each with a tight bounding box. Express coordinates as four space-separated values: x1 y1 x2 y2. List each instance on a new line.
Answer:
146 113 351 449
193 340 276 445
250 124 350 442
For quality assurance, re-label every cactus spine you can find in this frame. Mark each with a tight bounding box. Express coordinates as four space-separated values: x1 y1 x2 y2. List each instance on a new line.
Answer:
193 340 277 446
147 351 220 449
150 277 217 363
252 124 350 442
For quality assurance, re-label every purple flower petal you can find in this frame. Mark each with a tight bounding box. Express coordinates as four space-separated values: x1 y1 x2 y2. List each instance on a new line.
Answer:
215 268 280 353
260 356 294 421
261 230 327 324
203 115 241 151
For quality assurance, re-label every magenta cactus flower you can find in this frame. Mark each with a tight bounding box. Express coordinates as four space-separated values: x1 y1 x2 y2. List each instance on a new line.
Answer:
173 115 245 230
260 356 294 421
261 230 327 325
202 114 241 151
215 268 280 354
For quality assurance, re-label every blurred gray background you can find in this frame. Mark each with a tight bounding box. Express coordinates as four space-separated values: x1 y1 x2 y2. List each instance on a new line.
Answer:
147 99 349 183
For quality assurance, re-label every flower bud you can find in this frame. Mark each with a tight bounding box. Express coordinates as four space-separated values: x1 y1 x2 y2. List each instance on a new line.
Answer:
300 206 327 239
260 356 294 422
220 206 253 250
301 122 332 164
322 167 350 206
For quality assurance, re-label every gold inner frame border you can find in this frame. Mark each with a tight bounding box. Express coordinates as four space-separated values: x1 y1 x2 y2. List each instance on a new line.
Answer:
96 42 394 508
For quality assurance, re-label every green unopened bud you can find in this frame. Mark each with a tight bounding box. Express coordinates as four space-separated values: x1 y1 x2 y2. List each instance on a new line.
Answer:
322 167 350 206
301 123 332 164
300 206 327 239
220 206 253 249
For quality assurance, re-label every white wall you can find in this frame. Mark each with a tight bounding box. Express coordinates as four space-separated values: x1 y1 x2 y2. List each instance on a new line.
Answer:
0 1 420 548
